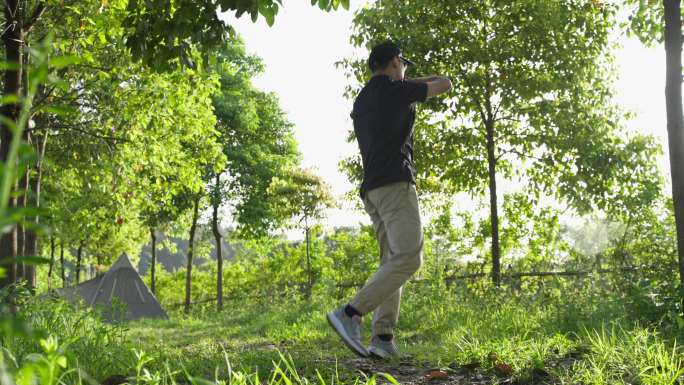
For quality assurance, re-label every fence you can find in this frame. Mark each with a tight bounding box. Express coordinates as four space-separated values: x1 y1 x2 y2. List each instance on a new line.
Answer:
335 265 646 289
167 265 656 308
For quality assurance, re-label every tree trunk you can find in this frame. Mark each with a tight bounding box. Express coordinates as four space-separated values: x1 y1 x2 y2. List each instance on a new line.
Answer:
211 204 223 310
75 240 84 284
305 224 312 299
24 129 47 288
211 175 223 311
664 0 684 286
47 235 54 290
485 118 501 286
0 230 16 287
15 164 27 282
19 48 33 287
184 193 201 314
10 177 19 283
59 239 66 287
16 216 24 280
148 227 156 295
0 0 23 288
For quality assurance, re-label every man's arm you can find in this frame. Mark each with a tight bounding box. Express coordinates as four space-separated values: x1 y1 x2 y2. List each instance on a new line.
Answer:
406 75 440 82
406 75 452 98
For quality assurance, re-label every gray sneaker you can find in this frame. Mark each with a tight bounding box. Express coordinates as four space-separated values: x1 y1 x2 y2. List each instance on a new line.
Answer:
368 335 399 359
326 307 369 357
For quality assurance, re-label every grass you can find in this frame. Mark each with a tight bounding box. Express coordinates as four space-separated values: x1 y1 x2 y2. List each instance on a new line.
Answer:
120 279 684 384
5 277 684 384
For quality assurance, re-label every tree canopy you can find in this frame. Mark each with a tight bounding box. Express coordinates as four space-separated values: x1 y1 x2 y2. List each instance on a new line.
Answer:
340 0 662 284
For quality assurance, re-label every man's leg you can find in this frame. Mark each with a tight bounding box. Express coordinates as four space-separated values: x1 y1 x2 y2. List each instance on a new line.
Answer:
324 184 392 358
366 201 401 337
327 181 421 358
372 288 401 336
346 186 402 337
350 181 423 317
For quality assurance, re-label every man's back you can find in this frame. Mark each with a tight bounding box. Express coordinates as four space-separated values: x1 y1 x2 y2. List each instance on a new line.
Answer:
351 75 428 198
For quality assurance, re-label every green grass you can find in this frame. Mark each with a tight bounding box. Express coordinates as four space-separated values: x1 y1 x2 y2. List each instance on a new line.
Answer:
5 278 684 384
120 280 684 384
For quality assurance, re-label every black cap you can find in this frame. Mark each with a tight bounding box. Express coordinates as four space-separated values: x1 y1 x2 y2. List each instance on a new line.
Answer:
368 41 415 71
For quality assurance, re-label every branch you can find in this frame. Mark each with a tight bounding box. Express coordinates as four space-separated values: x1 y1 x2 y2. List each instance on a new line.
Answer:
50 123 130 144
4 0 18 22
497 114 522 123
497 146 550 163
25 1 48 33
29 83 58 112
492 99 504 122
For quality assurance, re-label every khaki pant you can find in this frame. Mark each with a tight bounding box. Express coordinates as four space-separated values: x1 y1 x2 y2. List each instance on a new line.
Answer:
350 181 423 336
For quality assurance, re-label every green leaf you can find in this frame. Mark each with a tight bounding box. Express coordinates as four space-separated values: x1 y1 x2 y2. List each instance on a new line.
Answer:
377 373 400 385
57 356 67 369
0 61 21 70
0 256 50 266
50 55 81 69
0 95 20 105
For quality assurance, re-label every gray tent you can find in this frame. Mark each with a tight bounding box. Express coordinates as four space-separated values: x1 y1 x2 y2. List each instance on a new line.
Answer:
61 253 167 321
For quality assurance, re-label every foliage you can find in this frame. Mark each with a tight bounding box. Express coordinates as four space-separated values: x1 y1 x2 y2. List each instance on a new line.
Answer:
5 272 684 384
210 41 301 237
338 0 664 284
27 0 304 277
123 0 351 70
268 167 336 230
623 0 684 45
2 1 682 383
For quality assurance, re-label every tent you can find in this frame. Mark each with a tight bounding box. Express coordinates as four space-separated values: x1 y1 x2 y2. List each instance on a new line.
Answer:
61 253 167 322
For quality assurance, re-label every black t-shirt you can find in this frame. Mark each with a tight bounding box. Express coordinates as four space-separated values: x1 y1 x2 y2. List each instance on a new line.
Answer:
350 74 428 198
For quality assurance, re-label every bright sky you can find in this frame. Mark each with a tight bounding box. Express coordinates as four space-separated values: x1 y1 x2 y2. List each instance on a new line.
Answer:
221 1 671 237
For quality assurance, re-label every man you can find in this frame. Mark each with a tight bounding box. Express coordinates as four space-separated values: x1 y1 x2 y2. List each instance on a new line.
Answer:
327 41 452 358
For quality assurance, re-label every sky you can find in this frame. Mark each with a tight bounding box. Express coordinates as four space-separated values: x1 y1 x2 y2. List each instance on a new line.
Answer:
221 1 670 238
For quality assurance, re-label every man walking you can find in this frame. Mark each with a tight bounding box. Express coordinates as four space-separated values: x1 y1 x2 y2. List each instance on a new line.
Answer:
327 41 452 358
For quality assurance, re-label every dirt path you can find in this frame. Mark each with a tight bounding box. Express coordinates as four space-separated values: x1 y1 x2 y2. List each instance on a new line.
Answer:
319 354 574 385
315 357 501 385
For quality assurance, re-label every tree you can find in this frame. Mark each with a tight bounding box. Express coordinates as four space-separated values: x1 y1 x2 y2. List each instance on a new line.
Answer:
183 190 203 314
123 0 350 69
340 0 662 285
207 38 300 309
624 0 684 285
130 68 223 296
32 1 227 294
269 167 335 298
0 0 346 288
0 0 129 288
0 0 49 287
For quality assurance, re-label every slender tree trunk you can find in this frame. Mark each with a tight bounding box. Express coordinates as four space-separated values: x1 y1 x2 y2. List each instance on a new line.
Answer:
20 49 34 288
184 193 201 314
10 176 19 282
305 224 312 299
16 217 24 281
0 230 16 287
0 0 23 288
47 235 54 290
211 205 223 310
15 164 27 282
75 240 84 284
24 130 46 288
485 118 501 286
150 227 156 295
59 239 66 287
664 0 684 286
211 175 223 310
